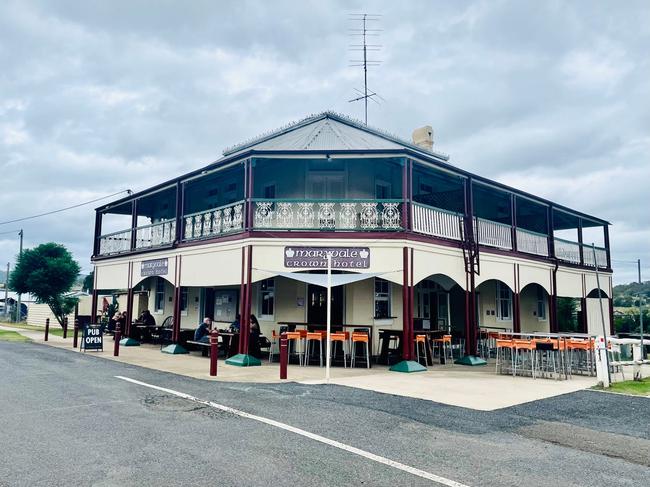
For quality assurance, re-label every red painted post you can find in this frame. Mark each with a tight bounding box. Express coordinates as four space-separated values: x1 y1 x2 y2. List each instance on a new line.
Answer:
63 317 68 339
209 329 219 377
44 318 50 342
280 334 288 380
114 323 121 357
73 319 79 348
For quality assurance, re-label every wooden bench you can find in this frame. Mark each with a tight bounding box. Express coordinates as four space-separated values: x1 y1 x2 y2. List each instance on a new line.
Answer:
186 340 212 357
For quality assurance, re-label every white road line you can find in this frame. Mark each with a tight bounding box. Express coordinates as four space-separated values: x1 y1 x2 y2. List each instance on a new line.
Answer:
115 375 470 487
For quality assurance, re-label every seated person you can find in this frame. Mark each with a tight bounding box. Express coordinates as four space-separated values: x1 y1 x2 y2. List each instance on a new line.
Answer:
194 317 212 343
139 310 156 327
248 314 262 359
106 312 118 332
229 314 241 332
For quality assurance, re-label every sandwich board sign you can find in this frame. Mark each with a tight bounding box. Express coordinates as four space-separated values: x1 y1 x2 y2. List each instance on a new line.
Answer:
81 324 103 352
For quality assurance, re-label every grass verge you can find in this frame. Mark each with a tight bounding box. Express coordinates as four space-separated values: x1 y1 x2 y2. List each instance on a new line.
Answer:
0 322 69 338
593 377 650 396
0 330 31 342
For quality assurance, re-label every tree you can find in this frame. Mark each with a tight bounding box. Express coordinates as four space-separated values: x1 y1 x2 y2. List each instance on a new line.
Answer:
82 270 94 293
9 243 81 327
557 297 579 332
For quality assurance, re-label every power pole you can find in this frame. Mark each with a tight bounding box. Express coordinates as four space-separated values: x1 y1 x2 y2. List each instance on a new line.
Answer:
3 263 8 318
15 230 23 322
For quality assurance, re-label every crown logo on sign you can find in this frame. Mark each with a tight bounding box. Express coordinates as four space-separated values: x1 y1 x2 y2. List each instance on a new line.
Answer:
285 248 295 258
360 249 369 259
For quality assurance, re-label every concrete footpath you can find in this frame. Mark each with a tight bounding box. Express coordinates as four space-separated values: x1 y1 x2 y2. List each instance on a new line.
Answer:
1 324 598 410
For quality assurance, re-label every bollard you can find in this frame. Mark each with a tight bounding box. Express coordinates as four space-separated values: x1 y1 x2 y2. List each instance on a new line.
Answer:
44 318 50 342
209 329 219 377
280 334 288 380
113 323 121 357
63 317 68 339
73 319 79 349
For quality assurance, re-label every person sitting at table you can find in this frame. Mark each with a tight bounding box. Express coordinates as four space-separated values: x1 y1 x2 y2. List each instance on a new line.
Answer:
194 317 213 343
115 311 126 332
249 314 262 358
106 312 118 333
229 314 241 333
139 310 156 327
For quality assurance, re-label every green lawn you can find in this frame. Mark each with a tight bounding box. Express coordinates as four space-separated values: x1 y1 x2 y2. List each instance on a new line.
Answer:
595 377 650 396
0 330 31 342
0 322 70 337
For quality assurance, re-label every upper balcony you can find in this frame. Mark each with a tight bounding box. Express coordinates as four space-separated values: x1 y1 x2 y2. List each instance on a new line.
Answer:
94 155 610 271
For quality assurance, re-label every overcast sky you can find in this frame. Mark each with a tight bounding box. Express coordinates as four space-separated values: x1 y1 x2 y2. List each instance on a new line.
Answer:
1 0 648 284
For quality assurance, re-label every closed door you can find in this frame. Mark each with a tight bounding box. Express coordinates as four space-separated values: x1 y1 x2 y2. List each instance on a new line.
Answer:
307 284 343 325
307 173 345 199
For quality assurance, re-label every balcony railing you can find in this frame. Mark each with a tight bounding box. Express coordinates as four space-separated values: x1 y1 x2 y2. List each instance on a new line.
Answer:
475 217 512 250
516 228 549 257
583 244 608 268
183 200 245 241
554 237 581 264
98 229 132 256
135 219 176 249
411 202 463 241
253 199 403 231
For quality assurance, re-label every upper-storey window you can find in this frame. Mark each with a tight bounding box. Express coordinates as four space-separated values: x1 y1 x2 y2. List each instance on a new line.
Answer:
412 164 464 214
183 164 245 215
252 157 404 200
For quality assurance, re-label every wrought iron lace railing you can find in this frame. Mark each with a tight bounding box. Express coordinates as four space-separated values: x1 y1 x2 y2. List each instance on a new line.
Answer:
253 199 403 231
183 200 245 240
98 229 132 256
135 219 176 249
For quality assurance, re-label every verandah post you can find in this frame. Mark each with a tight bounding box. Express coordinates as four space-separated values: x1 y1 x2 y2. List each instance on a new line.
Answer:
73 319 79 349
44 318 50 342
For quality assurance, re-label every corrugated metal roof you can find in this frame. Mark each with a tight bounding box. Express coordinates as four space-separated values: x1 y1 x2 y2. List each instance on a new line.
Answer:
222 111 449 160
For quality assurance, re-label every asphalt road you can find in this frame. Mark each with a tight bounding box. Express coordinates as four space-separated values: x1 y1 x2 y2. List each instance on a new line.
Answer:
0 341 648 487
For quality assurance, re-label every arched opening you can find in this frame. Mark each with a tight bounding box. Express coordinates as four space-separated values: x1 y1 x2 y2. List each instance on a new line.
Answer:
519 283 550 333
586 288 609 299
475 279 515 333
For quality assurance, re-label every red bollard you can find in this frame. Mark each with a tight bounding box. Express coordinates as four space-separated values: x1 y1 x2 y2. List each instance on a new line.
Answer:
209 329 219 377
280 334 288 380
113 323 121 357
73 319 79 349
44 318 50 342
63 317 68 339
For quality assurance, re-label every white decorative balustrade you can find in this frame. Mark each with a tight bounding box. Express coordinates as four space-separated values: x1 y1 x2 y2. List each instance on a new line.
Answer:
516 228 549 256
135 220 176 249
253 200 402 231
475 217 512 249
554 238 581 264
411 203 463 240
183 200 244 240
98 229 132 256
582 245 608 268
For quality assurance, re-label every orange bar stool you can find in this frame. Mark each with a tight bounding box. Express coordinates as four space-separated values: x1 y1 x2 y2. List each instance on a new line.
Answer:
512 339 535 377
495 339 514 375
284 331 304 366
414 334 431 366
437 335 453 365
304 331 325 367
350 332 370 368
329 332 348 368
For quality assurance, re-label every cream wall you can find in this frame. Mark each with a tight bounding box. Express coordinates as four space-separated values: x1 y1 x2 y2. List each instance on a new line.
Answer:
586 298 611 336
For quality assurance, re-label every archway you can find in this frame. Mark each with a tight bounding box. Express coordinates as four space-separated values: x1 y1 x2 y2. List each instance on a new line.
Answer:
519 283 550 333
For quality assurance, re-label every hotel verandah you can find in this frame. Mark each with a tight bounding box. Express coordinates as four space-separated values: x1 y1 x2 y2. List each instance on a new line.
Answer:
90 112 613 363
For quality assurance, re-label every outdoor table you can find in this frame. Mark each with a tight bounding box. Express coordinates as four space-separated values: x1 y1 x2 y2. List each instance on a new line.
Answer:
218 331 240 357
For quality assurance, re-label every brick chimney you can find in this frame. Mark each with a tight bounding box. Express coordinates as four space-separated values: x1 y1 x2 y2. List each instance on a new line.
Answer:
412 126 433 151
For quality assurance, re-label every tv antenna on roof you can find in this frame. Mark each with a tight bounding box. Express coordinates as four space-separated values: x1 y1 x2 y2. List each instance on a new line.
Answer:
348 13 384 125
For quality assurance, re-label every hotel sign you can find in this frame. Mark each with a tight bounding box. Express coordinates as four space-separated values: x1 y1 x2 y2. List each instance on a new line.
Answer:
141 258 169 277
284 247 370 269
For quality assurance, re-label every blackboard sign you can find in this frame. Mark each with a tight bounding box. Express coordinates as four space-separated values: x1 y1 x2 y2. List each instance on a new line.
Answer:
81 325 103 352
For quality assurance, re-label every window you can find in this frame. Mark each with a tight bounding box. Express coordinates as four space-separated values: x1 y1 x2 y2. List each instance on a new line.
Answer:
374 278 391 319
537 286 547 321
496 282 512 321
259 279 275 320
180 287 189 316
154 278 165 313
263 184 276 199
375 181 391 199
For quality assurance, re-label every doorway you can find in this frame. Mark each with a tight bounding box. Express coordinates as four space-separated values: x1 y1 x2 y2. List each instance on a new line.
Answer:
307 284 343 326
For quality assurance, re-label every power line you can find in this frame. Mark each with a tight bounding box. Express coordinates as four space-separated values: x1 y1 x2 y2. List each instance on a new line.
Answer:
0 190 131 226
0 229 22 237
